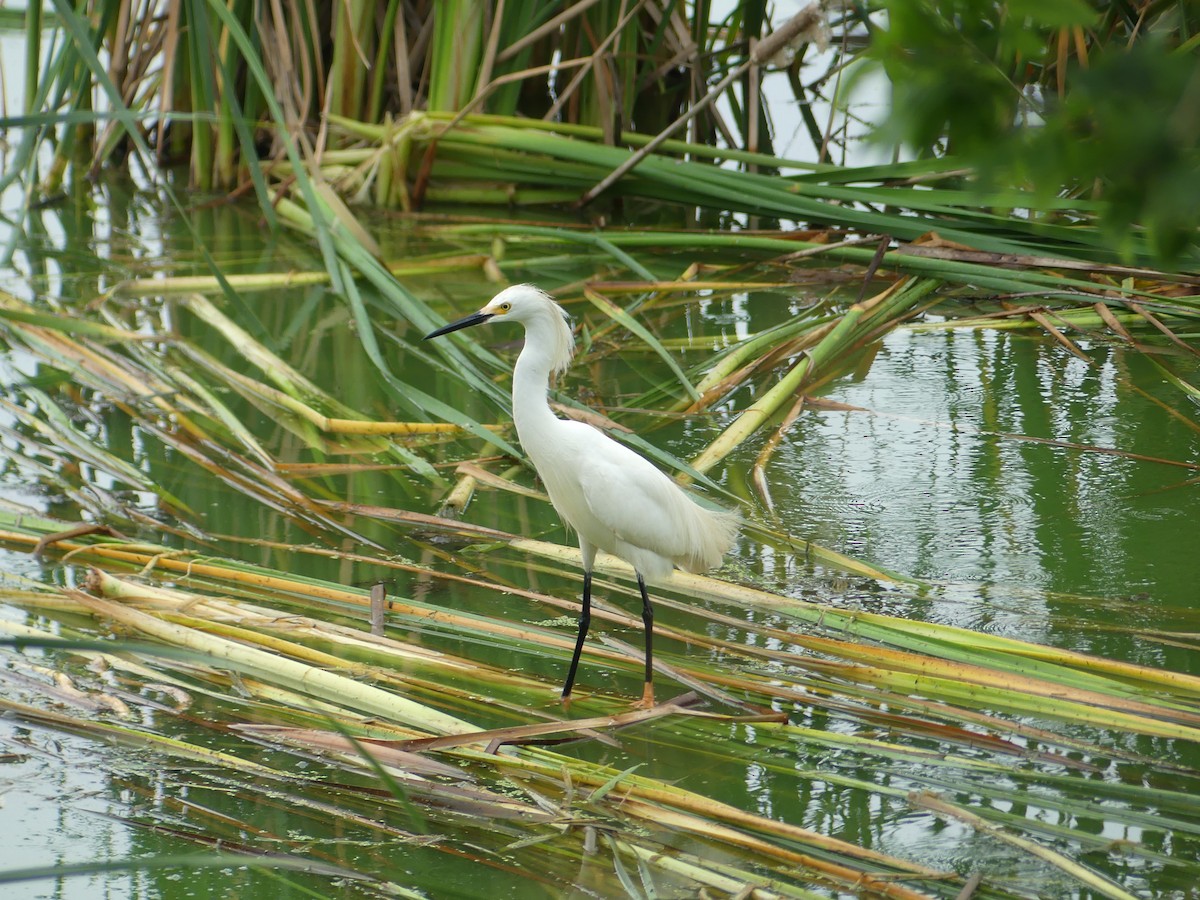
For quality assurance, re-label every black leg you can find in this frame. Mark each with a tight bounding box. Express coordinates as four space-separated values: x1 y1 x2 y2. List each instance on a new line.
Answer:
637 573 655 705
561 569 592 699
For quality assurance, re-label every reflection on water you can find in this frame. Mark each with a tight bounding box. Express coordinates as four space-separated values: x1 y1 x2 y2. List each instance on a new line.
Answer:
760 320 1200 640
0 724 142 900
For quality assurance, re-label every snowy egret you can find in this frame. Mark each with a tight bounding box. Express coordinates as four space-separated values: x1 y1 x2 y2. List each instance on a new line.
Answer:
425 285 738 706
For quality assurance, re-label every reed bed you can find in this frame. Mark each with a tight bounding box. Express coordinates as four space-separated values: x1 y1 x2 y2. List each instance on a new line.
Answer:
5 511 1200 898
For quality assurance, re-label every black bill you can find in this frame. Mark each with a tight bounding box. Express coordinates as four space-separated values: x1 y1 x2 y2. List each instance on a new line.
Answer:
424 311 493 340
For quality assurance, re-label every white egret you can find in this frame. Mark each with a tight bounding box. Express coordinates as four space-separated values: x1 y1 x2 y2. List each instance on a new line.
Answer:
425 285 738 706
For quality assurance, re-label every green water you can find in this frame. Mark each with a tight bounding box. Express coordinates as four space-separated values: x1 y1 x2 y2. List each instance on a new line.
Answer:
2 182 1200 898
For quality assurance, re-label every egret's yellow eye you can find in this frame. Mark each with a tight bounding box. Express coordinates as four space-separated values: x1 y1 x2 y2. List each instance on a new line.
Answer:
498 302 512 312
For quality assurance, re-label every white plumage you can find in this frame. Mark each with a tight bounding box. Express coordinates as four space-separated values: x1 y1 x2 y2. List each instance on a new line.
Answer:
426 284 738 705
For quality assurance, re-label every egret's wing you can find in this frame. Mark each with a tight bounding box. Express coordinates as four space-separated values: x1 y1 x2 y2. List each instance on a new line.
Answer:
542 421 735 578
573 432 691 558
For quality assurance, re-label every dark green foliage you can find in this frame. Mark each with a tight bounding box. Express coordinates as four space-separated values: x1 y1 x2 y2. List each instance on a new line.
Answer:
1018 42 1200 261
869 0 1199 264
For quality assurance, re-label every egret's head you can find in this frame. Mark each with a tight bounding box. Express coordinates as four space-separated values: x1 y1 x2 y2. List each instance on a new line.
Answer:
479 284 562 323
424 284 575 374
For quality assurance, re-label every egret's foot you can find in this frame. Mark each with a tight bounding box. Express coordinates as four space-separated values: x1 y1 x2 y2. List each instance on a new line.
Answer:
630 683 656 709
560 691 573 711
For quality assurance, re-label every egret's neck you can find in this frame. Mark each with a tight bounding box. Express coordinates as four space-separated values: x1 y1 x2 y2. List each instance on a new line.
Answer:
511 318 563 444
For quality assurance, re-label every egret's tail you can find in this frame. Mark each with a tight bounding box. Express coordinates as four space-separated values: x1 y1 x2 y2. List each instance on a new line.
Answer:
672 501 740 574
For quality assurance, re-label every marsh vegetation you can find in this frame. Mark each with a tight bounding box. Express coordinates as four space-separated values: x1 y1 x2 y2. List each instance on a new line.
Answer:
1 1 1199 897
